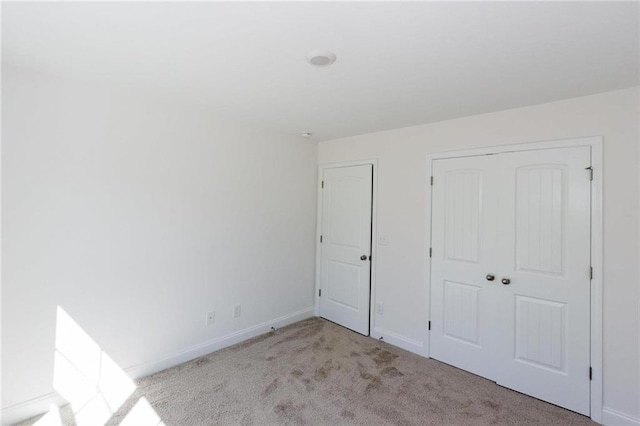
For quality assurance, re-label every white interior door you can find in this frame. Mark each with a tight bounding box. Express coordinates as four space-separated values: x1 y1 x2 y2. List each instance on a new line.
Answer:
495 147 591 415
319 164 372 335
430 155 500 380
430 146 591 415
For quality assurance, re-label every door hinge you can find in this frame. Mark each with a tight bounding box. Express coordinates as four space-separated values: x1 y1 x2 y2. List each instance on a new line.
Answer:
319 289 322 297
321 180 324 188
589 367 592 380
590 266 593 280
320 235 323 243
586 166 593 181
429 247 432 258
428 321 431 331
430 176 434 186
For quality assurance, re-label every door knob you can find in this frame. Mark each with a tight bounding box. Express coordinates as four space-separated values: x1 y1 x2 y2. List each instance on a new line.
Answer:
501 277 511 285
360 255 368 261
486 274 495 281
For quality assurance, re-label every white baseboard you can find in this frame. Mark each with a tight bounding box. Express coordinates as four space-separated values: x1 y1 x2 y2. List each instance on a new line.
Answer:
1 307 314 426
371 327 425 356
124 306 314 379
602 407 640 426
0 393 64 426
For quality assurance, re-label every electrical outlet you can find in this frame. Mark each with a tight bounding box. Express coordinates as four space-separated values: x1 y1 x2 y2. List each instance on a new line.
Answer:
206 311 215 326
233 304 241 318
376 302 384 315
377 235 389 245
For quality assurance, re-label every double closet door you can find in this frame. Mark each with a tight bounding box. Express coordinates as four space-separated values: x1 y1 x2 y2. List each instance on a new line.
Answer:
430 147 591 415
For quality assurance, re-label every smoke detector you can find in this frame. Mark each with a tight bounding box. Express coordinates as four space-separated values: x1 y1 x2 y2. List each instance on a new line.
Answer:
307 50 337 67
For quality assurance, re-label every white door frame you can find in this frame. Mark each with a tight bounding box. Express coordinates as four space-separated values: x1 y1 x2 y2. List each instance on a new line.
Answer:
315 159 378 335
425 136 603 423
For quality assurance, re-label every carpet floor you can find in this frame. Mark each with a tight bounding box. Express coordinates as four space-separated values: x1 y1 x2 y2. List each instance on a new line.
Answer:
21 317 595 425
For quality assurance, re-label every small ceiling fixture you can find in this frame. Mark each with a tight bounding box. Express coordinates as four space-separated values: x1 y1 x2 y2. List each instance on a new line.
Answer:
301 132 312 137
306 49 336 67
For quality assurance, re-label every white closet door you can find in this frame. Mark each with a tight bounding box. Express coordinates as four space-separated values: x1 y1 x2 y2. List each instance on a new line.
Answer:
430 155 501 379
495 147 591 415
319 165 372 335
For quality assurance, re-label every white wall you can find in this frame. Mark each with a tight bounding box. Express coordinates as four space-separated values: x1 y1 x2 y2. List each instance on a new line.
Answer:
319 87 640 422
1 66 317 422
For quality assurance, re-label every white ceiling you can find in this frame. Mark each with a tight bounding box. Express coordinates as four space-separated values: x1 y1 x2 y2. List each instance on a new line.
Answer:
3 1 639 141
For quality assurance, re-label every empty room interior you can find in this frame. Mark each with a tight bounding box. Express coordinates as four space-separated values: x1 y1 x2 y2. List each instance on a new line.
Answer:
2 1 640 425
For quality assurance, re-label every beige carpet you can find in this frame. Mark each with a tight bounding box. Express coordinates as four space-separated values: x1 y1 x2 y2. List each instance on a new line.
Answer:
22 317 594 425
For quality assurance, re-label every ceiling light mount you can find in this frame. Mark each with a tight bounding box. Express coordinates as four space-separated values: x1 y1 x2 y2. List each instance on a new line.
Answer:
301 132 312 137
307 49 336 67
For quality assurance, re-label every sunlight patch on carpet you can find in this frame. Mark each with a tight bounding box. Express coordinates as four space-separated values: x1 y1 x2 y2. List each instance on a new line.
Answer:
51 306 163 426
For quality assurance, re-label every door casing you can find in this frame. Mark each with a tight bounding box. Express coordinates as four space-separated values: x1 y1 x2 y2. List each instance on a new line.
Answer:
315 159 378 336
425 136 603 423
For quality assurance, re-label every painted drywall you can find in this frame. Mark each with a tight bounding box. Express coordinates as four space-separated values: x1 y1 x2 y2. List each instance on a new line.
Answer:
319 87 640 421
1 65 317 422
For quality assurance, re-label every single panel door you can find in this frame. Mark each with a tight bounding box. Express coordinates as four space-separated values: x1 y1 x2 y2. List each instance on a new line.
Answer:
495 147 591 415
319 165 373 335
430 155 501 380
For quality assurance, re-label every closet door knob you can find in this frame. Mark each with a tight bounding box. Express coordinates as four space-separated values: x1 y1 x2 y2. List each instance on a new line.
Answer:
360 255 368 261
486 274 495 281
501 277 511 285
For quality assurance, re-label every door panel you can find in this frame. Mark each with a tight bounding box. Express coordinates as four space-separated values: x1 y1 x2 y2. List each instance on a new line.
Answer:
496 147 591 415
327 260 361 309
514 295 566 371
430 155 500 379
319 165 372 335
443 280 482 345
444 169 483 263
514 165 566 275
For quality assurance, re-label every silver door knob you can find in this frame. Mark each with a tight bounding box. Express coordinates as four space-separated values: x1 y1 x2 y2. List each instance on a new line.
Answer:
486 274 495 281
360 255 368 261
501 277 511 285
